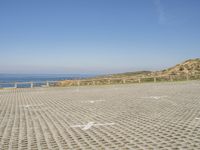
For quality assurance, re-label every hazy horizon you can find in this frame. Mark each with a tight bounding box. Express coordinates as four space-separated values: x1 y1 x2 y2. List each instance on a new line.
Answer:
0 0 200 74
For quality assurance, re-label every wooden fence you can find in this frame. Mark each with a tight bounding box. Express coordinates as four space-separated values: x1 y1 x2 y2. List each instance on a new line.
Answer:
0 81 59 89
0 74 199 89
59 73 200 87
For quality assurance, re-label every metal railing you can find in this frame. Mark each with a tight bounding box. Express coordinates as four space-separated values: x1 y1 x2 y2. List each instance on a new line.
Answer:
0 74 199 89
0 81 60 89
59 73 200 86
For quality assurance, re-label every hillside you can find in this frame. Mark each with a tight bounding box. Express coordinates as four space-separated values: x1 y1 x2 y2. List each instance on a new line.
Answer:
102 58 200 78
157 58 200 76
59 58 200 86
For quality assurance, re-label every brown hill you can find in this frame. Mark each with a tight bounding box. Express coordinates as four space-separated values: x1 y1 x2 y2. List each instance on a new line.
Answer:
106 58 200 78
154 58 200 76
59 58 200 86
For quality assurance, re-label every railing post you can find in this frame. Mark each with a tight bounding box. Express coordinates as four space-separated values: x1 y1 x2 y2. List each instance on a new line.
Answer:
123 79 126 84
170 76 173 82
108 79 110 85
154 77 156 83
30 82 33 88
77 80 80 86
195 74 198 79
186 74 189 80
14 83 17 88
46 81 49 87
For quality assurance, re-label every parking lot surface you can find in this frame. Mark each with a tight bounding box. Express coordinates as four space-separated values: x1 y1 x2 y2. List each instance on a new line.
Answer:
0 81 200 149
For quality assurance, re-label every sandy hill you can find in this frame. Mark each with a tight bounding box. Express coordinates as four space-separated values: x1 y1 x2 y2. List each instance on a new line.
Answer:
60 58 200 86
157 58 200 76
100 58 200 79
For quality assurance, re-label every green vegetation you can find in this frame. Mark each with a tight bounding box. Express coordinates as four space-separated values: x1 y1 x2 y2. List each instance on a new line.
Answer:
60 58 200 87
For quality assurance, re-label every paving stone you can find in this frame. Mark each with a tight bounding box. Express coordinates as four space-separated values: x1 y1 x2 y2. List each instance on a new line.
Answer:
0 81 200 149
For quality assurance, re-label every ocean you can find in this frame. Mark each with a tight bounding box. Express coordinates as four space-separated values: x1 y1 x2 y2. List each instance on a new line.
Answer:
0 74 95 88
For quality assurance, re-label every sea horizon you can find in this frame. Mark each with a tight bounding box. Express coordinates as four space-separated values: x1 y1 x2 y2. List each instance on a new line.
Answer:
0 73 97 83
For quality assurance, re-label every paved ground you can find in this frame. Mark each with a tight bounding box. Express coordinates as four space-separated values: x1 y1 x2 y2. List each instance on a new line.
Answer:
0 81 200 150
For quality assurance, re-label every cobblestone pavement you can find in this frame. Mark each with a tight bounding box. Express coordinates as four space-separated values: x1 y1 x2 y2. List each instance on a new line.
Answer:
0 81 200 150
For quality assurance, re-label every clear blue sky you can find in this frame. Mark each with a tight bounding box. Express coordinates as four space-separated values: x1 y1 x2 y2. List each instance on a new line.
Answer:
0 0 200 74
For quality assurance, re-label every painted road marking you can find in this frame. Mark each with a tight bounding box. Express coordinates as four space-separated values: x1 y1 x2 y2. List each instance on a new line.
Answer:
83 122 95 130
141 96 168 100
20 104 44 108
81 99 105 104
71 122 115 130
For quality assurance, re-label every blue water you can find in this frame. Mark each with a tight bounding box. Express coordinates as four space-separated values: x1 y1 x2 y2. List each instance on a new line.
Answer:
0 74 95 83
0 74 95 88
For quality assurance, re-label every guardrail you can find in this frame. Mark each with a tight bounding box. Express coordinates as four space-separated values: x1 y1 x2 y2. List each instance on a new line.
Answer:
59 73 200 86
0 81 60 89
0 74 199 89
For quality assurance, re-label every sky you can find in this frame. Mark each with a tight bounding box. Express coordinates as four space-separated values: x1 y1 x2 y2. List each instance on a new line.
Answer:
0 0 200 74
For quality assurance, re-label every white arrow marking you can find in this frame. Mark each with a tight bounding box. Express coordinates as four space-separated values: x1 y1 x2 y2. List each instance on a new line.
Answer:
82 122 95 130
141 96 168 100
71 122 115 130
81 99 105 104
21 104 44 108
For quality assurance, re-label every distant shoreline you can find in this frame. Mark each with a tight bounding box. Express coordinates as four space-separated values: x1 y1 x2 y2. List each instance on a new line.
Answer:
0 74 95 83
